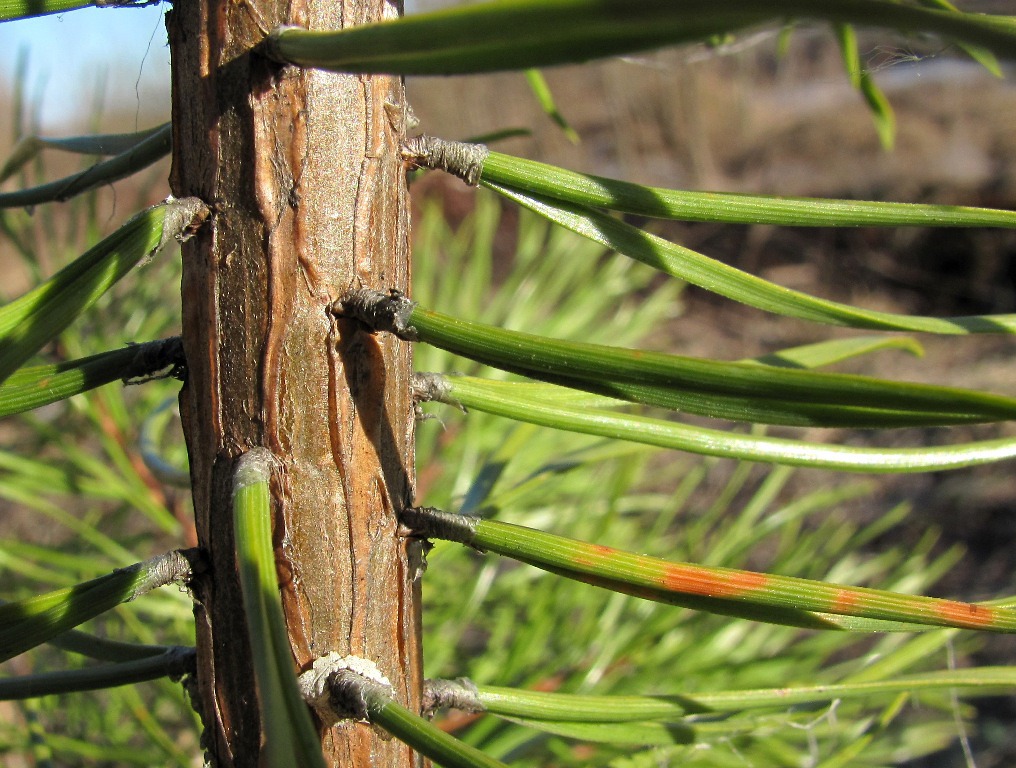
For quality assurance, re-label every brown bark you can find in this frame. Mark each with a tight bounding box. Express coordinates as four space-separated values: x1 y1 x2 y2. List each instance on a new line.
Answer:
166 0 421 764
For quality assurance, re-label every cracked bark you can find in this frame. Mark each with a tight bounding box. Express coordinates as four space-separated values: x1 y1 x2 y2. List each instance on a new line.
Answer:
167 0 421 764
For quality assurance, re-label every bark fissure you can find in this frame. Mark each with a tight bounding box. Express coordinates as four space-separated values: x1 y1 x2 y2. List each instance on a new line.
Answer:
168 0 420 763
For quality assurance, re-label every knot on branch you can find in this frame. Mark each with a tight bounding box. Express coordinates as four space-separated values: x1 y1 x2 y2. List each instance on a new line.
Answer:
411 372 454 404
164 646 199 682
399 506 478 545
422 677 483 717
260 25 303 64
402 135 489 186
119 547 205 602
298 653 394 727
123 337 186 384
232 447 279 493
332 288 418 340
159 196 210 251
